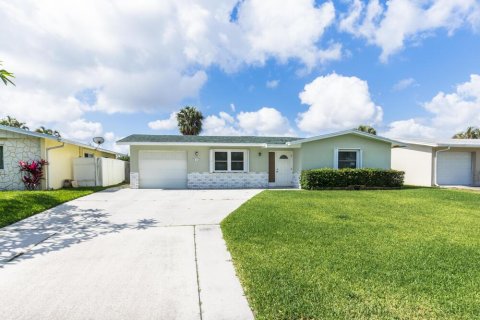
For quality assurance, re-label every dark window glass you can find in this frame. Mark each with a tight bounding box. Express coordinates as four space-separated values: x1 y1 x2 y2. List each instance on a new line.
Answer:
231 161 244 171
231 152 244 161
0 146 3 169
279 154 288 159
214 152 228 171
215 152 228 161
215 161 228 171
338 151 357 169
231 151 244 171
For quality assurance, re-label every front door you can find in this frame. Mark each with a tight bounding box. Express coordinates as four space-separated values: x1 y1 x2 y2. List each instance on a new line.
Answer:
275 151 293 186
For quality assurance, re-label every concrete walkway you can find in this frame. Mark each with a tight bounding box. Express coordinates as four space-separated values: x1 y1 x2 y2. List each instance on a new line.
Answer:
0 188 262 320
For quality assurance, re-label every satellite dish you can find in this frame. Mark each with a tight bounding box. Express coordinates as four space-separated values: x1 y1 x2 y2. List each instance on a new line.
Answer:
93 137 105 145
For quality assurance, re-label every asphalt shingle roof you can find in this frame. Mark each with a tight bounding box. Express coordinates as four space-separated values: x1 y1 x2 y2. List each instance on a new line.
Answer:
117 134 302 144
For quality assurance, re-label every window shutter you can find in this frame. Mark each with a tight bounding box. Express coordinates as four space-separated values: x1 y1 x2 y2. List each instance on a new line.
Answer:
245 150 249 172
333 148 339 169
358 150 363 168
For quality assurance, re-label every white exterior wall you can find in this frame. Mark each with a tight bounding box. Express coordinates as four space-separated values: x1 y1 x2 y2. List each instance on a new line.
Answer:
392 145 433 186
73 157 126 187
0 131 41 190
99 158 126 187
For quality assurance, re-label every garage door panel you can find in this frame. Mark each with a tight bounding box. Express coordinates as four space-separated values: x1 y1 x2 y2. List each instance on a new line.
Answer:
139 151 187 189
437 152 472 185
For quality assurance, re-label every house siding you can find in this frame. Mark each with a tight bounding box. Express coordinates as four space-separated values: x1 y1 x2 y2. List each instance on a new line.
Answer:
299 134 391 170
392 144 434 187
0 130 41 190
44 139 117 189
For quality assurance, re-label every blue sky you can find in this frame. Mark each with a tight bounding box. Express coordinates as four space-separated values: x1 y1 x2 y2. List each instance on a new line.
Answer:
1 0 480 152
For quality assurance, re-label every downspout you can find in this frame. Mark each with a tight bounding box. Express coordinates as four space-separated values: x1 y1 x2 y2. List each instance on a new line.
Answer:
45 142 65 190
433 147 450 187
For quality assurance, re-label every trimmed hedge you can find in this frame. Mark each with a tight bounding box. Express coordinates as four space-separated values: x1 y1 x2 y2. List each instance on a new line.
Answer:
300 168 405 190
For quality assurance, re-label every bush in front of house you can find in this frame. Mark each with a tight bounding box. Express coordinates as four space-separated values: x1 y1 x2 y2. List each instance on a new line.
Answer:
300 168 405 190
18 159 48 190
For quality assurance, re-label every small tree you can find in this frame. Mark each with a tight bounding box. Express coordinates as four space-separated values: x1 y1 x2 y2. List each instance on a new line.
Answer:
357 125 377 135
19 159 48 190
176 106 204 135
452 126 480 139
0 116 29 130
35 126 61 138
0 61 15 86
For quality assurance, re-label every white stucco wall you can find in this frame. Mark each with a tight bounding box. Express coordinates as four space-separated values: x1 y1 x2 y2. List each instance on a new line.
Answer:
391 144 433 186
0 130 42 190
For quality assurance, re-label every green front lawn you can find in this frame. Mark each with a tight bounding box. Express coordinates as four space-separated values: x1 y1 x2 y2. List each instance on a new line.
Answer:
0 187 110 228
221 188 480 320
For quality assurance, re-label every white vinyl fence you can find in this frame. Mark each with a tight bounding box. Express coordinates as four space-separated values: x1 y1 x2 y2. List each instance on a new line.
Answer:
73 157 126 187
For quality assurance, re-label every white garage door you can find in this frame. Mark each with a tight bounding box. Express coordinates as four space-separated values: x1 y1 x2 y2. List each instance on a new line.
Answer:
437 152 472 185
139 151 187 188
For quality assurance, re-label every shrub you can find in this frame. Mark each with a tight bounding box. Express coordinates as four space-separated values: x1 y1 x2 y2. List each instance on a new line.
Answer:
300 168 404 190
18 159 48 190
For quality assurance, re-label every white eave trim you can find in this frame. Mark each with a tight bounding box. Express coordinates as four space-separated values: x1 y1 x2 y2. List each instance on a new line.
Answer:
287 129 405 147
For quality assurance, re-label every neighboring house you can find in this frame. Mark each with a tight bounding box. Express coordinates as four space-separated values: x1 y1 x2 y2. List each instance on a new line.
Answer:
117 129 402 189
0 124 123 190
392 139 480 187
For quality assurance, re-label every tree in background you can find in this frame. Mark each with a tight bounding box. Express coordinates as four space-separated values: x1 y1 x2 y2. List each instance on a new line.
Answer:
35 126 61 138
0 116 29 130
357 125 377 135
452 127 480 139
0 61 15 86
176 106 204 135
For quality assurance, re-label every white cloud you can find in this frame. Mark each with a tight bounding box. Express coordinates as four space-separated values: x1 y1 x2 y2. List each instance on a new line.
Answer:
230 103 236 112
63 119 103 141
0 0 339 118
383 74 480 139
393 78 417 91
236 0 340 69
203 107 295 136
296 73 383 134
237 107 295 136
340 0 480 62
203 112 241 136
266 80 280 88
148 112 178 130
383 119 436 139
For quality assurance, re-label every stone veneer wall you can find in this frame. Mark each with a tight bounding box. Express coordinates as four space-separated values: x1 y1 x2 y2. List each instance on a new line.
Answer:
130 172 139 189
188 172 268 189
0 132 41 190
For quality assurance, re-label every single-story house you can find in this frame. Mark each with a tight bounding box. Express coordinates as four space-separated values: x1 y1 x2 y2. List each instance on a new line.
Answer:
392 138 480 187
0 124 123 190
117 129 403 189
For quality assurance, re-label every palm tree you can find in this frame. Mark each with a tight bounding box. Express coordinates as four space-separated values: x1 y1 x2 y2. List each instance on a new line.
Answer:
176 106 204 135
0 61 15 86
0 116 29 130
35 126 61 138
452 126 480 139
357 125 377 135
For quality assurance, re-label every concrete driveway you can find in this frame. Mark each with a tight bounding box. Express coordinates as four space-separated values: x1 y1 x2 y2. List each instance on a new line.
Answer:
0 188 262 320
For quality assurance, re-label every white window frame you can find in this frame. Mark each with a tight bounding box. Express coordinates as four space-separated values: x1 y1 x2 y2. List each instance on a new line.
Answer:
334 148 363 169
210 149 249 173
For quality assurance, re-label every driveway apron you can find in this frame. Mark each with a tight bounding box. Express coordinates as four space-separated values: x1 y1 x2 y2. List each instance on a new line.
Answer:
0 188 261 320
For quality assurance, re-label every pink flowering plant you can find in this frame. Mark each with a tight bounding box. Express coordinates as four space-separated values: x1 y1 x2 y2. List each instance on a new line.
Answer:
18 159 48 190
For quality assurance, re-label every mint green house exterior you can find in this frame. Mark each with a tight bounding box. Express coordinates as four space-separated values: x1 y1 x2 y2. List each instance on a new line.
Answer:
117 130 402 189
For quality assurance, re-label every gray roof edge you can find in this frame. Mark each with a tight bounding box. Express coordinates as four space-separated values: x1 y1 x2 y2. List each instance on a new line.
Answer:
0 124 125 156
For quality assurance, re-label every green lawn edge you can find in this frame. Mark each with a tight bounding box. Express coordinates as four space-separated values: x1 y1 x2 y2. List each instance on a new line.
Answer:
221 188 480 320
0 184 124 228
